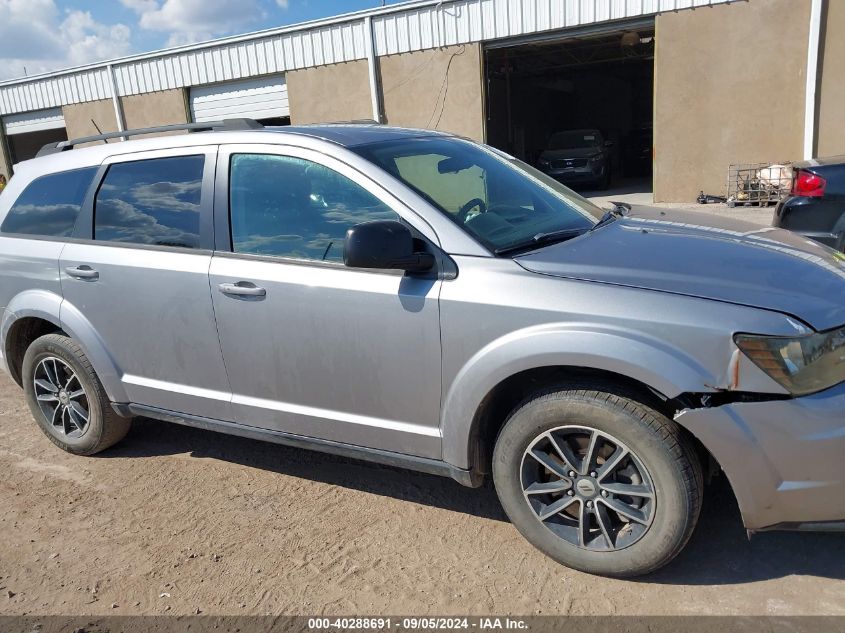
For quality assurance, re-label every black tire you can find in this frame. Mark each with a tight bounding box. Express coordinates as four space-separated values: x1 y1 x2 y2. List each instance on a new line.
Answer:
22 333 131 455
492 384 702 577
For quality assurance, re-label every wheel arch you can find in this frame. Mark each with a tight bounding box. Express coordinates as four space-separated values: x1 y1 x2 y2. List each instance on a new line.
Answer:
440 325 720 473
2 290 66 386
0 290 126 403
465 366 673 476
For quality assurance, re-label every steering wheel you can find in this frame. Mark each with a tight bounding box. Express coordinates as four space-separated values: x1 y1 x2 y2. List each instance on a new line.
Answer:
457 198 488 223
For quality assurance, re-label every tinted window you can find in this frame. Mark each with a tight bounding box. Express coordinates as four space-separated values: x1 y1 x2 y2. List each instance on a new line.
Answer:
229 154 399 262
1 167 97 237
95 156 204 248
548 130 603 150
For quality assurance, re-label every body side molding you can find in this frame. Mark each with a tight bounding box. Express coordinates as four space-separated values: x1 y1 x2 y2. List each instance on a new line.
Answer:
118 402 483 488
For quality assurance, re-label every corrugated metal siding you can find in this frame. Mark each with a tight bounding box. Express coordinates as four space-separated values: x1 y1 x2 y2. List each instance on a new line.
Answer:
371 0 729 55
0 68 112 116
0 0 730 117
111 21 366 97
190 76 289 122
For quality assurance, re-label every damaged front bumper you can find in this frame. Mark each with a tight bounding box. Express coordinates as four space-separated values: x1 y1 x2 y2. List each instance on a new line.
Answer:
676 381 845 531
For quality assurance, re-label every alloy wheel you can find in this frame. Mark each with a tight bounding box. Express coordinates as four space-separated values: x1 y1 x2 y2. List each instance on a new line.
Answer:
33 357 90 438
521 425 655 551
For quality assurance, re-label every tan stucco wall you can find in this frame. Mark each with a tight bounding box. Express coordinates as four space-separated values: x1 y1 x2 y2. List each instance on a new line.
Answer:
63 91 188 145
121 89 189 134
816 0 845 157
288 60 373 124
653 0 810 202
379 44 484 141
62 98 120 149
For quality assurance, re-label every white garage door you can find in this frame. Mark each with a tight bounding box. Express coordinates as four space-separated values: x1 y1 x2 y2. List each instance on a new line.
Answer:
190 76 289 123
3 107 65 136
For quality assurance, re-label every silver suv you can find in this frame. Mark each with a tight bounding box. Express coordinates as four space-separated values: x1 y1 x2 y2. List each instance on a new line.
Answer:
1 121 843 577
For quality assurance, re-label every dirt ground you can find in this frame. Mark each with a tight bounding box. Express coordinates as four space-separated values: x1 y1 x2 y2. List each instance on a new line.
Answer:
0 371 844 617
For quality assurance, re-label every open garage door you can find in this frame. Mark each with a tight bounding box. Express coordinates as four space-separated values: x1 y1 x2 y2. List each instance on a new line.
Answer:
485 22 655 199
190 75 290 126
2 107 68 166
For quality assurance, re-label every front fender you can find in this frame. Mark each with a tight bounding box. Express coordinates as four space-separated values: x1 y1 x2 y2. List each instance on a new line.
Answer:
440 323 716 470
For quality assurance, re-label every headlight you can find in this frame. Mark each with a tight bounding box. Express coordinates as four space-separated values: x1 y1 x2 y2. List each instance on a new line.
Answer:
538 158 550 167
734 327 845 395
589 154 603 164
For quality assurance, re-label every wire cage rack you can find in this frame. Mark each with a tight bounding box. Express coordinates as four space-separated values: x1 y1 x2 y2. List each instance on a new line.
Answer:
726 162 793 207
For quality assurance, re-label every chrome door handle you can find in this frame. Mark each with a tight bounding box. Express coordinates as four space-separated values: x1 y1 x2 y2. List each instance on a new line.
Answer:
65 266 99 280
218 282 266 298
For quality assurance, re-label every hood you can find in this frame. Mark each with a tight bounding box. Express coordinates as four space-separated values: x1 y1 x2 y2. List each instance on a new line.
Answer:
515 205 845 331
541 147 603 160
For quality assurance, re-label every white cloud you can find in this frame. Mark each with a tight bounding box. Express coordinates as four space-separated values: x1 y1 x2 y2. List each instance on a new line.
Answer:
0 0 132 81
120 0 158 11
276 0 289 8
121 0 266 48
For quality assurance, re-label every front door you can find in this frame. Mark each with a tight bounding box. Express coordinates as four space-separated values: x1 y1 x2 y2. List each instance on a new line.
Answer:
209 145 443 458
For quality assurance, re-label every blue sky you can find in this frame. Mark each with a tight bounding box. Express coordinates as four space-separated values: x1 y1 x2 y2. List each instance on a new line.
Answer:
0 0 405 81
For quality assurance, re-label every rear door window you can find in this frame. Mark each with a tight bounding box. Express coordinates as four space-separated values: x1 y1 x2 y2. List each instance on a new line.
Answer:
0 167 98 237
94 155 204 249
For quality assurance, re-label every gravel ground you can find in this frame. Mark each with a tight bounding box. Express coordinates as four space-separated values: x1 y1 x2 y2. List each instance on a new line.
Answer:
0 368 843 617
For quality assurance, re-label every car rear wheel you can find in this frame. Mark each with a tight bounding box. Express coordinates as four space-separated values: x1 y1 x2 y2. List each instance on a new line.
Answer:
492 384 702 577
22 333 131 455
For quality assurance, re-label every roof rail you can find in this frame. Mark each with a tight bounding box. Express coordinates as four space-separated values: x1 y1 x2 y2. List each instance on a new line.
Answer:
35 118 264 158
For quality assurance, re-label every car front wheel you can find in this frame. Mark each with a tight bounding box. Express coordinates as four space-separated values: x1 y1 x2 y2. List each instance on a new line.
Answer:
493 385 702 577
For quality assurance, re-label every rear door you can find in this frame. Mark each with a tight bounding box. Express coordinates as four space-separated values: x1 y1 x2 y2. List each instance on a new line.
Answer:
60 147 233 420
208 144 443 458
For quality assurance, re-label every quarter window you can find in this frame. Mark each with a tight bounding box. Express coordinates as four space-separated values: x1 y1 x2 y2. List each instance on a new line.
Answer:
0 167 97 237
94 155 205 248
229 153 399 262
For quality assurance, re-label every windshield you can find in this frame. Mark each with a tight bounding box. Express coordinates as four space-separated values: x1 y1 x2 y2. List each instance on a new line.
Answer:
548 131 602 150
354 137 603 254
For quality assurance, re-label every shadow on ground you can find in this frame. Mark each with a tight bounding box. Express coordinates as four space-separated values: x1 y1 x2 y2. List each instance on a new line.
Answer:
581 176 654 206
107 417 845 584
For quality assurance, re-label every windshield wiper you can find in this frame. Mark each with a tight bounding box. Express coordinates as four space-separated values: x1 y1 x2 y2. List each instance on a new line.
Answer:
494 227 586 256
493 201 632 256
590 210 618 231
589 202 629 232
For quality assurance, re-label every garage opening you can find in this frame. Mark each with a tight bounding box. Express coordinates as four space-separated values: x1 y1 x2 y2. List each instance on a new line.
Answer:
3 108 68 166
484 23 655 199
190 75 291 127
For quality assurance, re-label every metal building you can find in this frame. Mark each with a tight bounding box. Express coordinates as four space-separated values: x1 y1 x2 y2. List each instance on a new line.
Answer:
0 0 841 202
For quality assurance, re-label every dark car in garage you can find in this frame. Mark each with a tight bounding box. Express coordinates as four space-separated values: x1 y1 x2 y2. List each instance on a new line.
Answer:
537 129 611 190
774 156 845 252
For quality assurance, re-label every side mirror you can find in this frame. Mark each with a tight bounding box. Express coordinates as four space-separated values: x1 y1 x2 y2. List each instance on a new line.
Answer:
344 220 435 272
